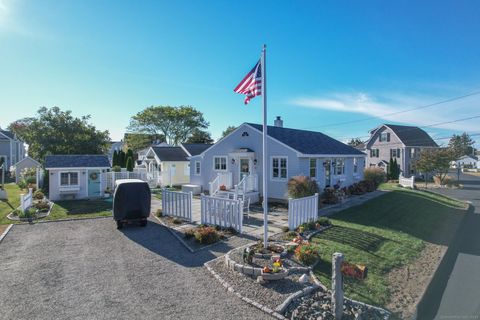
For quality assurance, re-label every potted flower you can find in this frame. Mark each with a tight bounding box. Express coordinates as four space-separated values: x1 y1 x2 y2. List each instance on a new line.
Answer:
219 185 227 191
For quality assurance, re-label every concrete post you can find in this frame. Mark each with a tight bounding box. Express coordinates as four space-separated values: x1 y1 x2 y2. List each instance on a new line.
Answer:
332 252 344 320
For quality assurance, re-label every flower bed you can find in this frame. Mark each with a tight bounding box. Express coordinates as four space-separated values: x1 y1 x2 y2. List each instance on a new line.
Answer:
7 198 54 221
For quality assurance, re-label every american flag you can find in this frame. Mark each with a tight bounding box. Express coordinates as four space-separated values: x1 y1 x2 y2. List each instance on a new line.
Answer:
233 60 262 104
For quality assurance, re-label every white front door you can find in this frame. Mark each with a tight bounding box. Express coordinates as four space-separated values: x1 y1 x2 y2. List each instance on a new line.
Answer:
239 158 250 181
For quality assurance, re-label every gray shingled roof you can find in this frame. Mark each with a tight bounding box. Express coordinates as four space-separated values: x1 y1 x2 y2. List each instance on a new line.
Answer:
181 143 213 156
384 124 438 147
45 155 111 168
151 147 188 161
0 130 14 139
246 123 365 155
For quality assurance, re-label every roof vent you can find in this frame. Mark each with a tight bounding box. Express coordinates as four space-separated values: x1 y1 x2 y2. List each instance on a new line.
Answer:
274 116 283 128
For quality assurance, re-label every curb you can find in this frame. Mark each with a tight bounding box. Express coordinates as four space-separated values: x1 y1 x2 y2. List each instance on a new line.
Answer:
0 224 13 243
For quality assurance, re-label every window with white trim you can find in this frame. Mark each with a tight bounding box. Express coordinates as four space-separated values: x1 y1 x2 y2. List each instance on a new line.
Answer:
333 158 345 175
390 148 401 158
379 132 390 142
309 158 316 178
370 149 379 158
272 157 287 180
195 161 201 175
353 158 358 174
213 156 227 171
60 172 79 186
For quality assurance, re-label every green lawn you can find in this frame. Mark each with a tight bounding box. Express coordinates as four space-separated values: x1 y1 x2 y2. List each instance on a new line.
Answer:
0 183 24 224
312 183 466 307
0 183 112 223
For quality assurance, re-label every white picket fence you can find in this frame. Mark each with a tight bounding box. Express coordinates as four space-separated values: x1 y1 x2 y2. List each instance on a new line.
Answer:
20 188 33 212
102 171 147 190
200 194 243 233
161 189 193 222
399 174 415 188
288 193 319 230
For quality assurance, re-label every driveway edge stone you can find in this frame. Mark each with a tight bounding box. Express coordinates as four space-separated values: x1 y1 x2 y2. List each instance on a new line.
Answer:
0 224 13 243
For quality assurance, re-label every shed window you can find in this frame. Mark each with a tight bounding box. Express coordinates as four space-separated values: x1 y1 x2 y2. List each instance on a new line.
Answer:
353 158 358 174
60 172 79 186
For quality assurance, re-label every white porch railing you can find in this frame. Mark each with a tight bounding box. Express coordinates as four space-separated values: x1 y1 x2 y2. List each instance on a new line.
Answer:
162 189 193 222
208 172 233 195
21 188 33 211
201 194 243 233
399 174 415 188
234 174 258 199
288 193 319 230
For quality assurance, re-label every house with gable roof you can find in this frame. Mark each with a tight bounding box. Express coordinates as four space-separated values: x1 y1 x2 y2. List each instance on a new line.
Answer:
0 129 26 170
189 117 366 202
365 124 438 176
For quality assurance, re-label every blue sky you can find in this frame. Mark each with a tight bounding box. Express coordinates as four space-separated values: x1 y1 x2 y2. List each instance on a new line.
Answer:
1 0 479 147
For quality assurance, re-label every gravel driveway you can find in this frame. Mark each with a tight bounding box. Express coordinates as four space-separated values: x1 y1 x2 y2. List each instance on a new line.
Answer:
0 218 272 320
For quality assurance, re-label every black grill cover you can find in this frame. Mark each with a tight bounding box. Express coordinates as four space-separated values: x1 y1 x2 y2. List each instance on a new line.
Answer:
113 179 151 220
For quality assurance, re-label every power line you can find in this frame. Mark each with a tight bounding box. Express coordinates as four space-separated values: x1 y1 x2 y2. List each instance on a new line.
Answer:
301 89 480 130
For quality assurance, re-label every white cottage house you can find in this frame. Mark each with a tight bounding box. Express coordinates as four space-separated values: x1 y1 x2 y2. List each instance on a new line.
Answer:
189 118 366 202
45 155 111 201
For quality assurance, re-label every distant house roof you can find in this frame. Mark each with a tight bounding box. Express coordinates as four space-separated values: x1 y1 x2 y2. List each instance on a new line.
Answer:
458 155 478 161
12 156 41 168
181 143 213 157
374 124 438 147
151 147 188 161
45 155 111 168
246 123 365 155
0 130 15 140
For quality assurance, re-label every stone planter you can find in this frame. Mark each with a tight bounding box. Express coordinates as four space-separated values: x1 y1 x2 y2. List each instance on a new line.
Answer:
261 268 288 281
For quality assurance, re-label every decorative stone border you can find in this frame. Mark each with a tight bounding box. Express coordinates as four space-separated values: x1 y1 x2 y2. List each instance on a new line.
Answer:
7 201 54 221
302 224 333 241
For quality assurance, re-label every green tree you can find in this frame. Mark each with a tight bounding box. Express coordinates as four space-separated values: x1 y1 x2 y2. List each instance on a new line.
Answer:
124 133 164 152
347 138 364 147
128 105 208 145
387 158 394 180
119 150 126 168
126 149 134 161
221 125 237 138
8 107 110 162
448 132 475 158
126 157 134 172
414 148 453 187
392 158 399 179
112 150 119 167
186 128 214 144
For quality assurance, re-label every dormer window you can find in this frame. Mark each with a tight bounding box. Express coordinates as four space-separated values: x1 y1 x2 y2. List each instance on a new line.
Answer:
379 132 390 142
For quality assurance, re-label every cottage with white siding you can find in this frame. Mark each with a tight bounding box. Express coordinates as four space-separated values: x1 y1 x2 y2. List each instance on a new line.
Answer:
189 117 366 202
45 155 111 201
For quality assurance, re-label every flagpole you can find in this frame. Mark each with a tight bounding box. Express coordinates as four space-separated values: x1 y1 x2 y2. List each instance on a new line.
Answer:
261 44 268 249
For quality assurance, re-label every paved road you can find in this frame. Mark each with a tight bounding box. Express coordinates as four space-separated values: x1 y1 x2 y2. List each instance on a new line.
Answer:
0 218 272 320
416 171 480 319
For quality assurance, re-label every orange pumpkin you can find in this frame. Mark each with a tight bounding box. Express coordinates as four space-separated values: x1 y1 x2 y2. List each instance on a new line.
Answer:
263 266 271 273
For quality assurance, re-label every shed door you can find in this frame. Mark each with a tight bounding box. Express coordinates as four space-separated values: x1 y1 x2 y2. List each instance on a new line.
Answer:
88 170 101 197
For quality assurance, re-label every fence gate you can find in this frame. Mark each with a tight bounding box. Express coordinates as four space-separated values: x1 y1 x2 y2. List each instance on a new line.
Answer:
200 194 243 233
288 193 319 230
161 189 193 222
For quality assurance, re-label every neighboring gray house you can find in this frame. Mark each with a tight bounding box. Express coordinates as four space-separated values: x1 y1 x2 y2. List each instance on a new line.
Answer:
455 155 479 168
0 129 26 170
45 155 111 201
365 124 438 176
107 141 124 164
189 118 366 202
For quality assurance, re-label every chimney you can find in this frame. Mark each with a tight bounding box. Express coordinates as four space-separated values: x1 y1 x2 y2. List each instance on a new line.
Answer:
274 116 283 128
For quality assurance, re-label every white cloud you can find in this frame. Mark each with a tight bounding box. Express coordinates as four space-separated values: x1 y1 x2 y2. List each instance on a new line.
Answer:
291 90 480 132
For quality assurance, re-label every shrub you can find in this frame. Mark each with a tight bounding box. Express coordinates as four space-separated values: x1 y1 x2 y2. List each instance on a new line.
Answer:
172 217 183 224
112 165 121 172
287 176 320 199
18 180 27 190
34 200 50 212
306 221 316 230
363 167 387 187
184 228 195 239
194 226 220 244
284 231 297 240
316 217 331 226
321 187 345 204
24 176 36 185
281 226 290 233
358 180 376 192
19 207 37 219
295 243 320 265
33 190 44 200
156 209 162 217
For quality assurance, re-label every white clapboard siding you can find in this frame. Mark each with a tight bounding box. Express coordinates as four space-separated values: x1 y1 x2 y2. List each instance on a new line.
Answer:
161 189 193 222
399 174 415 188
200 194 243 233
288 193 319 230
21 188 33 211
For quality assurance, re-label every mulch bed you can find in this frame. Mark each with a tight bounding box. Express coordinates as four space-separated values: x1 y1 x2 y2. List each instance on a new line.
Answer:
169 224 238 251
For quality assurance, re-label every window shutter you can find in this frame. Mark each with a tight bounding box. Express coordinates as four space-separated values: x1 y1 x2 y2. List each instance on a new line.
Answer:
387 133 390 142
